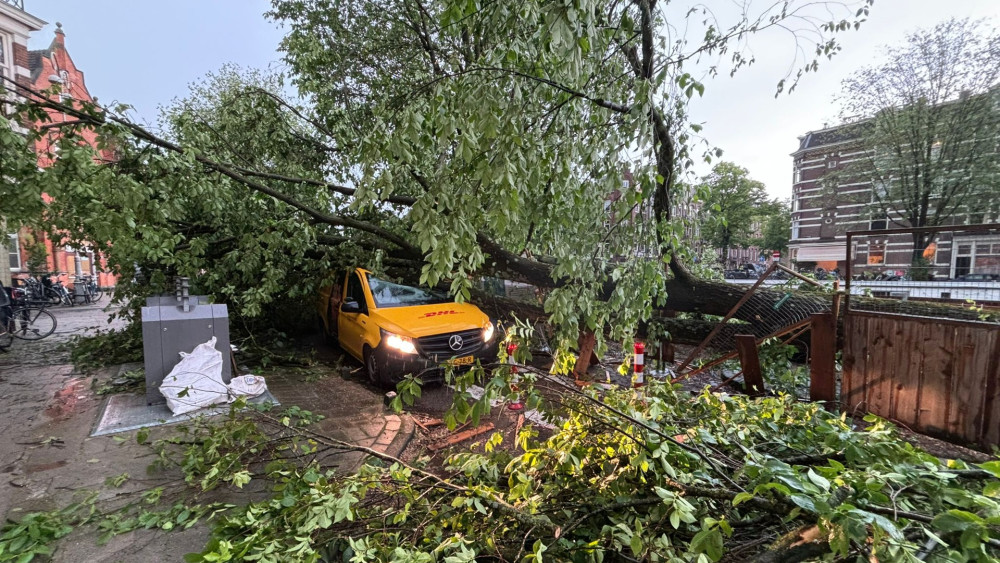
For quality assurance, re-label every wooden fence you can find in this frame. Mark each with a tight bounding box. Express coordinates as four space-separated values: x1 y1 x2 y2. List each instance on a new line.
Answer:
842 312 1000 447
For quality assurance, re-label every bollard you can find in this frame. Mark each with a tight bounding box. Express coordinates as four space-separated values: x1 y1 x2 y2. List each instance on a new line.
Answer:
507 342 524 411
633 341 645 388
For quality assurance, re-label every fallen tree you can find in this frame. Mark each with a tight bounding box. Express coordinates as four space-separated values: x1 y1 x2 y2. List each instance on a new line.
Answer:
1 0 884 348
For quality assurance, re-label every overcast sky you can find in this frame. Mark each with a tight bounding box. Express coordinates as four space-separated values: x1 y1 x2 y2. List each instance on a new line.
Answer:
25 0 1000 199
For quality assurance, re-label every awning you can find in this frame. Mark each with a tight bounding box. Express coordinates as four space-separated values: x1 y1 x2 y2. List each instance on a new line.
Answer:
794 244 847 262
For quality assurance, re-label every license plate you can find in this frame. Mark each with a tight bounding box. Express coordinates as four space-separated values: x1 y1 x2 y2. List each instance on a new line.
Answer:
450 355 474 366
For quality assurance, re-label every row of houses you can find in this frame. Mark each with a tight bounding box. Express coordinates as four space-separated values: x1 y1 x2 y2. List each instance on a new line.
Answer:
789 108 999 280
1 0 114 288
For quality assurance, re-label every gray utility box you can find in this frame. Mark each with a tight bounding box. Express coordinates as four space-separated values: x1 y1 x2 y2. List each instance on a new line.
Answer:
141 294 231 405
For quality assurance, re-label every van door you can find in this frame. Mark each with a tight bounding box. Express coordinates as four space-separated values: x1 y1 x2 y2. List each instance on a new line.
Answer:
338 272 370 359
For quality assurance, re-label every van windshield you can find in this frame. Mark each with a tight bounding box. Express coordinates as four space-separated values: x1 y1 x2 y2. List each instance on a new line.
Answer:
367 275 452 308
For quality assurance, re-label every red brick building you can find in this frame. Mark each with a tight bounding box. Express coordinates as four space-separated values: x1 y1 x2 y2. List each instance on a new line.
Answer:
2 3 116 289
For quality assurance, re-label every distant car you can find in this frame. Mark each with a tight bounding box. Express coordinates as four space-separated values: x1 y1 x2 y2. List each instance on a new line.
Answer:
318 268 499 387
953 273 999 282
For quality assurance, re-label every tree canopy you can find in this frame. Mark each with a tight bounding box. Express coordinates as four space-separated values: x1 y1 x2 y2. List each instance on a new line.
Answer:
1 0 873 345
695 162 767 266
755 199 791 256
837 17 1000 257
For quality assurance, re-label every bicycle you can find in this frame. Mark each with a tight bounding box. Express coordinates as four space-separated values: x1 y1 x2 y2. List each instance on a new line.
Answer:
71 274 103 305
0 286 57 349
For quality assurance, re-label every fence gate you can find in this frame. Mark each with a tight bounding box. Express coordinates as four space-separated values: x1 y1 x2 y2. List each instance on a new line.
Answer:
842 225 1000 447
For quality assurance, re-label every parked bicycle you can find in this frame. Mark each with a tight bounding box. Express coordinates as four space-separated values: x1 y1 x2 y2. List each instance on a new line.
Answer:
71 274 103 305
0 283 57 349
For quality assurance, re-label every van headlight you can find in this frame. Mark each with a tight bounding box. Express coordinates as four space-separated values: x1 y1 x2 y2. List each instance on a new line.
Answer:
384 331 417 355
483 322 495 342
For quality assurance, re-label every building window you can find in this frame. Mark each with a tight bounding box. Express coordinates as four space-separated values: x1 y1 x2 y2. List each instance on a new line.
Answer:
791 220 800 240
867 243 885 265
793 165 801 184
870 213 888 230
8 234 21 271
827 160 837 169
0 33 10 92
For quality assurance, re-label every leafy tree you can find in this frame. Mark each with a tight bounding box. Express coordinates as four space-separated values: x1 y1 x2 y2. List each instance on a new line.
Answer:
755 198 791 255
0 0 874 346
696 162 767 266
838 17 1000 261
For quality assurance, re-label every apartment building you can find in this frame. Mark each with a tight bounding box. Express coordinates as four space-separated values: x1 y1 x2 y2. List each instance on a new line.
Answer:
789 121 1000 279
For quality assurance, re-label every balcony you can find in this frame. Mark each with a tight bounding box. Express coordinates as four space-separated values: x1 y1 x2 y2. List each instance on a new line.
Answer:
0 0 24 10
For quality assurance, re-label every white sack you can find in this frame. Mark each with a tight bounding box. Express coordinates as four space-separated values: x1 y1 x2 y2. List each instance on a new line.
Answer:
228 374 267 399
159 337 228 415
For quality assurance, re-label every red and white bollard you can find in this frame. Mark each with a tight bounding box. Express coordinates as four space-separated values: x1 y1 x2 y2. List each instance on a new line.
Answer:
633 341 645 388
507 342 524 411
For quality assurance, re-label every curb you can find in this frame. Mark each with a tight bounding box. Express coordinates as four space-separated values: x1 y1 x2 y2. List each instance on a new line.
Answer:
378 414 415 459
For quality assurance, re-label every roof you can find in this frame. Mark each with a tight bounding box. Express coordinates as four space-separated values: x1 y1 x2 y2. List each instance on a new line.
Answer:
27 47 48 83
793 120 872 155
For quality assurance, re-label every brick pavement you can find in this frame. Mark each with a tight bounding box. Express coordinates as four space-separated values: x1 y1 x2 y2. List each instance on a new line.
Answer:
0 302 413 561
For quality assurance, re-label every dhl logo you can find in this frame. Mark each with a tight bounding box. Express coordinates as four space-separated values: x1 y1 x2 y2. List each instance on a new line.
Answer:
420 310 461 318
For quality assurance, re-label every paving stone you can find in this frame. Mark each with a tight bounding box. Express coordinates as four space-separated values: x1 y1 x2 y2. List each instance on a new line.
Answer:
0 302 417 560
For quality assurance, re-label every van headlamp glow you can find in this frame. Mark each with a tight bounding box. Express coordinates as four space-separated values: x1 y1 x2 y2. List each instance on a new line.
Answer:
483 322 495 342
385 332 417 355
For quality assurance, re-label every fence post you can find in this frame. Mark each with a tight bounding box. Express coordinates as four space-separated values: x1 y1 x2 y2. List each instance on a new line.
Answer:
735 334 765 397
810 312 837 408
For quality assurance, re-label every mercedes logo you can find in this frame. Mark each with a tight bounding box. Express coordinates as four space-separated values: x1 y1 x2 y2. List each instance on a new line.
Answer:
448 335 464 351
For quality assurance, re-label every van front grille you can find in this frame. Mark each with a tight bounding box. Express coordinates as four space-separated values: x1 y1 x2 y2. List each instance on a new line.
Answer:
417 329 482 359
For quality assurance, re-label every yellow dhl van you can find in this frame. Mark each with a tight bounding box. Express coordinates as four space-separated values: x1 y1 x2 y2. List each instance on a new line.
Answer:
318 268 498 387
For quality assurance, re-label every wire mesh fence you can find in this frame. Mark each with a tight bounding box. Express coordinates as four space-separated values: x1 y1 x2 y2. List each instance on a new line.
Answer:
675 263 835 373
845 224 1000 322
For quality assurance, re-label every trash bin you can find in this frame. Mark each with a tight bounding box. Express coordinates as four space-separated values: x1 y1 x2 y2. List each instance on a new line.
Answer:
141 278 231 405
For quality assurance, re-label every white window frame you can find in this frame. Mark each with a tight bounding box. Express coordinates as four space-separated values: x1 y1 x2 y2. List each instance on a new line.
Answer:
8 233 21 272
0 32 13 100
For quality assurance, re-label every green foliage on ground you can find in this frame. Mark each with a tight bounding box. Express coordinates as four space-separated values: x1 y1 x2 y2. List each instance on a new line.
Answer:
174 384 1000 562
69 324 143 372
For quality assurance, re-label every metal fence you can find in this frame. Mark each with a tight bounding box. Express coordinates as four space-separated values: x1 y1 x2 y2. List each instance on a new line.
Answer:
0 0 25 10
845 224 1000 320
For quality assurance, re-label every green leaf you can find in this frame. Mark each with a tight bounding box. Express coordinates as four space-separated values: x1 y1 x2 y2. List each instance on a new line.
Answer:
789 494 817 513
690 528 724 561
932 510 984 533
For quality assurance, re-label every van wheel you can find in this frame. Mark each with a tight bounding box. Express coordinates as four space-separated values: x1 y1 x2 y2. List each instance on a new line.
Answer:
363 346 384 388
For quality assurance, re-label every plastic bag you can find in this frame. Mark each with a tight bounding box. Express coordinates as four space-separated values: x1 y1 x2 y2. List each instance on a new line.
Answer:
228 375 267 399
159 337 228 415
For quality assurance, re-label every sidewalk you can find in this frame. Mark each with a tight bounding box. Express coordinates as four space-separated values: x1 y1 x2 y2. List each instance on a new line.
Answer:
0 302 413 561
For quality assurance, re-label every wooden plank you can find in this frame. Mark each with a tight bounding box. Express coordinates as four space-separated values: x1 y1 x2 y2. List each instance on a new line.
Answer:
950 326 992 442
949 337 979 441
573 330 597 380
809 312 836 407
891 317 927 429
428 423 495 451
865 316 890 420
413 417 444 431
917 322 956 438
842 313 868 414
978 330 1000 446
885 315 911 423
735 334 765 397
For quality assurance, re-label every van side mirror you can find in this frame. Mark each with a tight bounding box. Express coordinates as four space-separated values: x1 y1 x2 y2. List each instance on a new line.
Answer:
341 299 361 313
